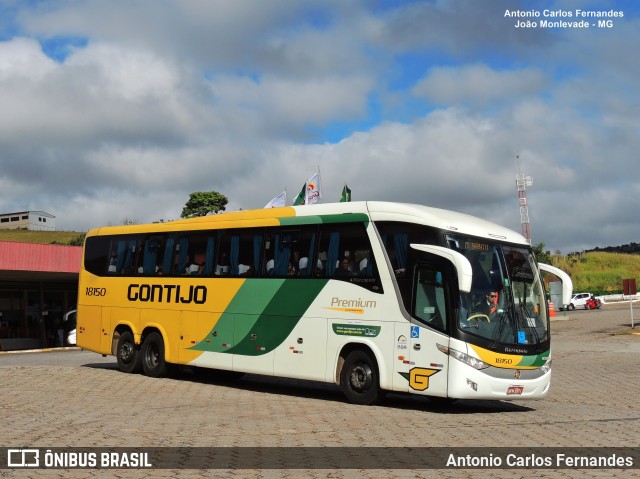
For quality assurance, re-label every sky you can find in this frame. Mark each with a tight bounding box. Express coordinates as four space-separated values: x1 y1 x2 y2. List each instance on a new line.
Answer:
0 0 638 254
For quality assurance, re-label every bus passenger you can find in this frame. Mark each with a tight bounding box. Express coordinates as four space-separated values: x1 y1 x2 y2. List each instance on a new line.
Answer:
334 257 356 278
287 261 297 276
216 253 229 275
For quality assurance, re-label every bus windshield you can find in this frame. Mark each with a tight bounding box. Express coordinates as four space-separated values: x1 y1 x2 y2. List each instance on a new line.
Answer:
447 236 549 353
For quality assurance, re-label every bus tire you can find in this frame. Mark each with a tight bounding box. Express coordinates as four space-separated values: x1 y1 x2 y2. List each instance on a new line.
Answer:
116 331 142 374
340 349 381 405
141 332 169 378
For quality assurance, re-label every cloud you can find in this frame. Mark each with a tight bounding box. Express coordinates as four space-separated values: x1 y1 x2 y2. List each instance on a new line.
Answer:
0 1 638 255
412 64 547 108
0 37 56 79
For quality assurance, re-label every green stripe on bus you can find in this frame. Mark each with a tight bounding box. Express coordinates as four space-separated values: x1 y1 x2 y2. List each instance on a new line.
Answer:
189 279 327 354
517 351 549 367
278 216 323 226
189 279 285 352
279 213 369 226
226 279 328 356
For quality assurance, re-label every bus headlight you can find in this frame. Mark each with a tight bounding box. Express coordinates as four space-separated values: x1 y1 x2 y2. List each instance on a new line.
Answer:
448 347 490 370
540 359 552 374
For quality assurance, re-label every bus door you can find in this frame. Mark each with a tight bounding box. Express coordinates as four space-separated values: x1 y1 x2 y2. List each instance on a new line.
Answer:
406 262 452 399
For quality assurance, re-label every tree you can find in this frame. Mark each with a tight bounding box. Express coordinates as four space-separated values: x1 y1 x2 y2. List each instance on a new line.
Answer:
532 242 551 264
181 191 228 218
68 233 86 246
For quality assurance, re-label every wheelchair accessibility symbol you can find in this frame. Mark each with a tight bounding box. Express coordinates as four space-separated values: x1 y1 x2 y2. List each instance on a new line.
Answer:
411 326 420 339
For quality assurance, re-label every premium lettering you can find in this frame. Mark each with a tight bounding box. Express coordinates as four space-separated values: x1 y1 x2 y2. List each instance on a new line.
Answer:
331 297 377 309
127 284 207 304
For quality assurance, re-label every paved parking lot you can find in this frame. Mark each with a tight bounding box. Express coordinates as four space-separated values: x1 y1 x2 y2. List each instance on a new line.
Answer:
1 302 639 478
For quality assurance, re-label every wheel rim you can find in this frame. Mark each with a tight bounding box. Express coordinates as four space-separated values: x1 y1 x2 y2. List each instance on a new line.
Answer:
146 343 160 369
119 342 135 364
349 362 373 392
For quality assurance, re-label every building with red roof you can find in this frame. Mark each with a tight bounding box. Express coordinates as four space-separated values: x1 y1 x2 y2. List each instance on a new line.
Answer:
0 241 80 351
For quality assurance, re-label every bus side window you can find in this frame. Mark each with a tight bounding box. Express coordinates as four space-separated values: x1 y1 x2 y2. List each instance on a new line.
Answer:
174 236 190 275
245 231 263 277
204 235 216 276
118 238 138 275
162 237 176 276
186 234 210 275
414 266 447 332
261 229 295 277
297 226 319 277
317 223 381 291
263 231 275 276
275 231 294 276
216 233 230 276
132 240 145 275
83 236 109 276
142 236 164 275
105 238 121 274
261 226 318 278
224 229 263 277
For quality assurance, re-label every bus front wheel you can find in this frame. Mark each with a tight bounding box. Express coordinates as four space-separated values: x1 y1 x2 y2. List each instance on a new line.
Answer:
116 331 142 374
141 332 170 378
340 350 381 405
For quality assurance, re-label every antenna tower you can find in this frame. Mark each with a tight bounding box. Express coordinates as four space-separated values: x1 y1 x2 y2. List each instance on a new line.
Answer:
515 155 533 244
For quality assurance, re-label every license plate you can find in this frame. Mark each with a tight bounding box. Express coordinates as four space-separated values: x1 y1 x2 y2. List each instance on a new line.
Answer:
507 386 524 395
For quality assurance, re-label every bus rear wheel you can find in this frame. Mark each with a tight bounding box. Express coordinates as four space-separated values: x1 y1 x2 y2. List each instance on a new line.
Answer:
141 332 170 378
340 350 381 405
116 331 142 374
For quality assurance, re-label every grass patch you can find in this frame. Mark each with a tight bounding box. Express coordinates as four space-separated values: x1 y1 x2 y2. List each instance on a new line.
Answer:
0 229 84 245
550 252 640 294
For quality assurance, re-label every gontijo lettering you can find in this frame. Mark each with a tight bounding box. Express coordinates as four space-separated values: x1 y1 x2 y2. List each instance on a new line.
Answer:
127 284 207 304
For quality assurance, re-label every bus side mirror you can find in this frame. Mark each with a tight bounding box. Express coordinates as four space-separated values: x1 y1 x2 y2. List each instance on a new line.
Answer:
538 263 573 308
410 244 473 293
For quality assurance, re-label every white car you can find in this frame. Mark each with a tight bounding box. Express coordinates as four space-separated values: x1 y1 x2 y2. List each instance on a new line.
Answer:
64 309 77 346
67 328 76 346
567 293 592 311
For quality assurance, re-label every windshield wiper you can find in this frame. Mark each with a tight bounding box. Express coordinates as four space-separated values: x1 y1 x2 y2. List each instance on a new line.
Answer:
491 288 515 348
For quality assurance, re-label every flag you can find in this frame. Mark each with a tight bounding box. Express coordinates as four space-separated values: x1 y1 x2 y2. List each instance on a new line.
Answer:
340 184 351 202
264 191 286 208
293 183 306 205
305 170 321 205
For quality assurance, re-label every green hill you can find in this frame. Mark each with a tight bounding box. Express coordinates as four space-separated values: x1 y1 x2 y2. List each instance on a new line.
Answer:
0 229 85 245
548 251 640 294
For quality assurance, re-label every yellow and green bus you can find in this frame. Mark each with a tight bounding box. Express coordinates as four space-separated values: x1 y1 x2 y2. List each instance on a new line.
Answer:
77 201 569 405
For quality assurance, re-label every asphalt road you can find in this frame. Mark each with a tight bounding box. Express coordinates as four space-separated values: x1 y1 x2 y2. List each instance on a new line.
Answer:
0 301 638 478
